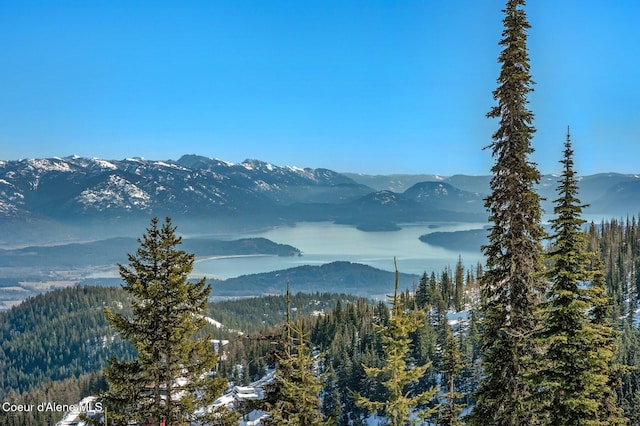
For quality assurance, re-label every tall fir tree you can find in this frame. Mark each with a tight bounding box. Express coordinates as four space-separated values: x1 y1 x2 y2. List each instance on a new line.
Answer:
587 255 628 425
355 260 437 426
438 318 466 426
454 255 465 312
528 130 627 425
470 0 546 424
263 285 331 426
102 217 230 425
416 272 431 309
321 364 343 423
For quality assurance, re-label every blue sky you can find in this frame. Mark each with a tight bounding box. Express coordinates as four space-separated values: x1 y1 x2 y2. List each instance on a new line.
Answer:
1 1 638 176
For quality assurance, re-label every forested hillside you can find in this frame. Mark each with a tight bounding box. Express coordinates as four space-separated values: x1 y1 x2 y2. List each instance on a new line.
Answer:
211 261 420 297
587 218 640 422
0 286 134 400
0 286 364 424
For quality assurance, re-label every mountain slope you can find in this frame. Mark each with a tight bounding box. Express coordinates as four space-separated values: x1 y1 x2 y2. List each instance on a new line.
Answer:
212 261 420 297
588 179 640 214
0 236 302 309
0 155 373 245
403 181 484 213
0 263 396 400
0 286 135 400
347 171 640 218
3 155 639 248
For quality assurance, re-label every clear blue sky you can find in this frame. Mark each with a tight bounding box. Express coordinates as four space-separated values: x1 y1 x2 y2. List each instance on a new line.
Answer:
1 1 638 176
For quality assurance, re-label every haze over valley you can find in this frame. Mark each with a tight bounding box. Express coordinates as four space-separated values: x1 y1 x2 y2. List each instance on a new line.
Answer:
1 154 637 308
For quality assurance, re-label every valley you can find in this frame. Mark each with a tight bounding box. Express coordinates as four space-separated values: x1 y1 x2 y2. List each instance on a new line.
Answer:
1 155 636 309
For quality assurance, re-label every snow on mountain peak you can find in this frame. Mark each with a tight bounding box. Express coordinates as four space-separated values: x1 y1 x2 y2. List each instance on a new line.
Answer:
91 158 118 170
76 174 151 211
27 158 73 173
241 159 275 172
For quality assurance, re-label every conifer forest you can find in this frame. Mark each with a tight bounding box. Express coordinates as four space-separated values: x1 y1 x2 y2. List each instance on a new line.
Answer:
2 0 640 425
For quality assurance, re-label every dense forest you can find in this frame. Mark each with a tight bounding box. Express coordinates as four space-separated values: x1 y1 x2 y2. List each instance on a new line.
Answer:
0 286 135 400
0 287 363 424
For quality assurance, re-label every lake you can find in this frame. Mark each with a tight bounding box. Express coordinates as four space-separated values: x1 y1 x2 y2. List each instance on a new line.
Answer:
191 221 486 280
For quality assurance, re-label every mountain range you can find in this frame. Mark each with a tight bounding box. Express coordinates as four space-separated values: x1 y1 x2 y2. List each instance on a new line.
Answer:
1 154 639 246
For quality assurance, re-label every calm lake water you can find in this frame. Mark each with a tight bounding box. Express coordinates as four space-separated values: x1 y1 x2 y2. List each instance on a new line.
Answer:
191 222 486 280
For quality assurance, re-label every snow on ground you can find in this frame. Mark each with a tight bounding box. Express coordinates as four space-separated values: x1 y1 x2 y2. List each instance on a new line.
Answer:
447 309 470 327
201 315 244 336
55 396 102 426
203 315 224 328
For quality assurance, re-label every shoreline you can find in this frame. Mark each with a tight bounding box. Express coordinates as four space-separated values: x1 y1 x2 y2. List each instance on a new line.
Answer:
194 254 274 263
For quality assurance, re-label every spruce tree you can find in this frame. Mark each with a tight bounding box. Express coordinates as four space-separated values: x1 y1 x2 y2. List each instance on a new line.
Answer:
587 255 627 425
454 255 465 312
102 217 229 425
263 287 331 426
321 365 343 423
416 272 430 309
470 0 546 424
530 130 627 425
355 260 437 425
438 319 465 426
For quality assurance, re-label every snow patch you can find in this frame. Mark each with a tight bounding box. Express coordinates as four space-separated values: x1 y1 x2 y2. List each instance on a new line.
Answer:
76 175 151 210
28 158 73 173
91 158 117 170
153 161 189 171
125 157 145 163
255 180 274 191
203 316 224 329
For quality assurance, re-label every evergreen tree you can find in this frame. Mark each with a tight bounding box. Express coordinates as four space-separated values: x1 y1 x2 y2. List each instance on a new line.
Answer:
102 217 229 425
459 308 483 406
441 267 453 309
355 260 437 425
416 272 430 309
454 255 465 312
322 364 343 422
588 255 628 425
263 286 331 426
619 324 640 423
438 319 466 426
530 131 627 425
470 0 546 424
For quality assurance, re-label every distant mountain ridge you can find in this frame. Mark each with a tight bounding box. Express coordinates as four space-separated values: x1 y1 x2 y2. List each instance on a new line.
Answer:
0 155 373 244
1 155 638 246
212 260 420 298
0 155 367 219
0 155 485 244
345 172 640 217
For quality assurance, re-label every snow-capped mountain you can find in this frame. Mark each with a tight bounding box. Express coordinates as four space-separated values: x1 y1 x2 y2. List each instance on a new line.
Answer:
0 155 369 222
3 154 635 246
0 155 387 245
